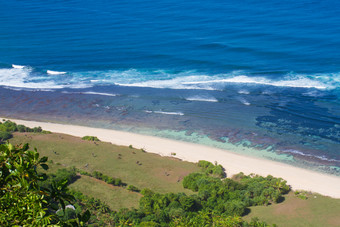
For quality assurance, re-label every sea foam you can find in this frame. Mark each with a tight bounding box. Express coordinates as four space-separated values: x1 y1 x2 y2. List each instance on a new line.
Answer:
185 95 218 102
12 64 25 69
115 71 338 91
145 110 184 116
47 70 67 75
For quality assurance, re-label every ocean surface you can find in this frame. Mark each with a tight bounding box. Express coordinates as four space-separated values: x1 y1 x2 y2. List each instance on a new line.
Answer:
0 0 339 174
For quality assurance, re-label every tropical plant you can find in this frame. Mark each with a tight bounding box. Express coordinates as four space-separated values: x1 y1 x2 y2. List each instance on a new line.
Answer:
0 142 89 226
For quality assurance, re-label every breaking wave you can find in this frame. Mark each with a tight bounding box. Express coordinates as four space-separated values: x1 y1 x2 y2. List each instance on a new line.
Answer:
0 65 339 92
185 95 218 102
282 149 340 163
47 70 67 75
145 110 184 116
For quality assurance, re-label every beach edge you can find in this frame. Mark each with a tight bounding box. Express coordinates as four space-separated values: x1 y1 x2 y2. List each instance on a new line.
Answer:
4 117 340 198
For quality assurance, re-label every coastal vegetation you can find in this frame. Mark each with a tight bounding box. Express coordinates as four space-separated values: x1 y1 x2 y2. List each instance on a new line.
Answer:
77 169 124 187
82 136 100 142
0 120 50 142
3 122 340 226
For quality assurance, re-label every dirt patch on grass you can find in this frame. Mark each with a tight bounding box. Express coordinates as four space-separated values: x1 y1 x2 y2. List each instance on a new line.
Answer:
272 193 309 218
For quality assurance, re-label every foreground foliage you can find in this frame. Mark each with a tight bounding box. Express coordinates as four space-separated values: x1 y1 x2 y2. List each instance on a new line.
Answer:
0 142 89 226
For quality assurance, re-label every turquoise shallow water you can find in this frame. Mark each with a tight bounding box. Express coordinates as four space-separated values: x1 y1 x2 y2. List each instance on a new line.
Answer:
0 0 339 174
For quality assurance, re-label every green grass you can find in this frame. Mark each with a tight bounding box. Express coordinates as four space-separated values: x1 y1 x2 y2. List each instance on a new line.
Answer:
243 191 340 227
69 175 141 211
10 132 199 195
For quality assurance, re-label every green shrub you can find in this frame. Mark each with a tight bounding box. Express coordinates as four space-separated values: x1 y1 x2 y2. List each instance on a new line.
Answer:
127 185 140 192
114 178 122 186
0 131 12 142
0 120 49 134
81 136 100 141
17 124 28 132
197 160 226 178
33 126 42 133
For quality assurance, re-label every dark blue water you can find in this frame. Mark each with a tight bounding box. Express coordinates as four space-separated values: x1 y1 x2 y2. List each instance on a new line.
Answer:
0 0 339 174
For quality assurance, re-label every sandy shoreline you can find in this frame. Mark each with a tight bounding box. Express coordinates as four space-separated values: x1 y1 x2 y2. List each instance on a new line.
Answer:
5 118 340 198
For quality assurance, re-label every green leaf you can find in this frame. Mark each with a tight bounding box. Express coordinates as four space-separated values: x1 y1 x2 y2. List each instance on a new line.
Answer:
38 173 48 181
82 210 91 222
22 143 29 151
39 156 48 163
40 164 49 170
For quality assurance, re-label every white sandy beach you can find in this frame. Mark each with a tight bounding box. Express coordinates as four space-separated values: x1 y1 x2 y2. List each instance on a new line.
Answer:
6 118 340 198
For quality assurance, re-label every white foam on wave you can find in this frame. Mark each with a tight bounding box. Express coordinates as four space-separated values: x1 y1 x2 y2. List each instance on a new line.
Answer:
12 64 25 69
82 91 118 97
145 110 184 116
116 75 218 90
282 149 340 163
47 70 67 75
239 98 251 106
61 91 117 97
238 89 250 94
184 75 330 90
185 95 218 102
302 90 325 97
0 67 63 89
1 67 339 91
115 72 338 91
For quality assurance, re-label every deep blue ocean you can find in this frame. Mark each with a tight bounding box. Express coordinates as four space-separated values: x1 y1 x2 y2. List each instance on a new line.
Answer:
0 0 339 174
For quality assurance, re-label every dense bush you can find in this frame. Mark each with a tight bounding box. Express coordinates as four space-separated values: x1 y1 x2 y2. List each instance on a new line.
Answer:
109 188 271 226
0 131 12 142
39 167 78 189
0 120 51 143
81 136 100 141
198 160 226 178
183 171 289 208
127 185 140 192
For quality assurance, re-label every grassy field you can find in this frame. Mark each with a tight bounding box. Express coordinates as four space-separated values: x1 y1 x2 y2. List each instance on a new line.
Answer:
9 132 340 226
10 132 200 210
244 191 340 226
69 175 142 210
10 132 199 193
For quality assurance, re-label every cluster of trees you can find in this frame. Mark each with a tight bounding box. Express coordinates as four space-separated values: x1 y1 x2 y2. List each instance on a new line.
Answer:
39 167 78 189
183 172 289 213
77 169 124 187
108 188 272 226
104 161 288 226
81 136 100 141
0 120 50 142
